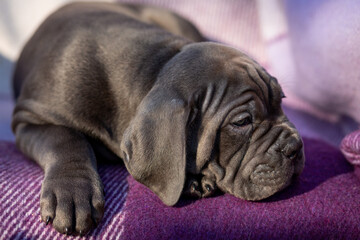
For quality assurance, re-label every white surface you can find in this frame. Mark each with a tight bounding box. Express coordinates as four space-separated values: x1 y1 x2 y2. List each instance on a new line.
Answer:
0 0 113 61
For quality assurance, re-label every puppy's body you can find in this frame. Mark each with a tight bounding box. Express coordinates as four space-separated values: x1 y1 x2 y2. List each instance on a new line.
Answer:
14 2 201 155
13 2 304 236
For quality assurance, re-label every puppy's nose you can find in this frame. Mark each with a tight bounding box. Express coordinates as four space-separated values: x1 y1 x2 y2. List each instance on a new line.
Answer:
282 137 303 160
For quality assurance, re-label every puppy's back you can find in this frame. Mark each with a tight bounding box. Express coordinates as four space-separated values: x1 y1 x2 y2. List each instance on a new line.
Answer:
12 2 201 148
13 2 203 99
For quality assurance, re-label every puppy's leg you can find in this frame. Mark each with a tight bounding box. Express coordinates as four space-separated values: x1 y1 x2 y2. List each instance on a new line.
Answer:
183 176 202 198
14 123 104 235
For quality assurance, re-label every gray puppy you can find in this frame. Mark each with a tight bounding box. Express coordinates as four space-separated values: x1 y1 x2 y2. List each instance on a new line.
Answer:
12 2 305 236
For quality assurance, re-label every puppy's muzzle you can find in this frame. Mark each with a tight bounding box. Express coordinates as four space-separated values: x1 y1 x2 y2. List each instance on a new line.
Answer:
219 121 305 201
249 123 304 191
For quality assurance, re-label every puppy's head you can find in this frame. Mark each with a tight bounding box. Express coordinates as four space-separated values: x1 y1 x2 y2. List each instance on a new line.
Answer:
121 42 305 205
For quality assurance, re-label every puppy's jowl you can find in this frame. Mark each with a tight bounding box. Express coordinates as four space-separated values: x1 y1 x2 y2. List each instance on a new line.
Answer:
12 2 305 235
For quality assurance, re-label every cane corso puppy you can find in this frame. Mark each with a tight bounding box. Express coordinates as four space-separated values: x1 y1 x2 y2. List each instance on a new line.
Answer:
12 2 305 235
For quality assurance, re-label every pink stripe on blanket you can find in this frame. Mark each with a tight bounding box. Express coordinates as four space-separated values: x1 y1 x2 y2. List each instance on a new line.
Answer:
0 142 129 240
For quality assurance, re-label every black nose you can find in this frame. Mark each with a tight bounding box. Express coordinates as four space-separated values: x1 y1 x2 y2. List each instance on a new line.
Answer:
282 137 303 160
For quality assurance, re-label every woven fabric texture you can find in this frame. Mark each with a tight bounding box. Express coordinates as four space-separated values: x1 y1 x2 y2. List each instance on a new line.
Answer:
122 138 360 239
341 130 360 179
341 130 360 165
1 138 360 239
0 142 129 240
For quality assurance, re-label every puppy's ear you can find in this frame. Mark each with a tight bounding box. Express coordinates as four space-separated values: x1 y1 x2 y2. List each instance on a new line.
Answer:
121 87 189 206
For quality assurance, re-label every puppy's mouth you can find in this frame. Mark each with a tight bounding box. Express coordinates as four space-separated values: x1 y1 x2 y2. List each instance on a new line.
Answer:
251 163 290 187
251 148 304 186
237 146 305 201
214 128 305 201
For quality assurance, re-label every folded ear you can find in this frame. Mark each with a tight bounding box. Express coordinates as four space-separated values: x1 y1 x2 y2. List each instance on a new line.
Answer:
121 87 189 206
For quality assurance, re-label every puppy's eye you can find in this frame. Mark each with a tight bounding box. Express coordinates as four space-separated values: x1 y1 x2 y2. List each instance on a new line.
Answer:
231 116 252 127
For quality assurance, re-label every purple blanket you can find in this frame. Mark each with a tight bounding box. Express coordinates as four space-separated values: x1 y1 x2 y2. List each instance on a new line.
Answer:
0 141 129 240
121 138 360 239
1 138 360 239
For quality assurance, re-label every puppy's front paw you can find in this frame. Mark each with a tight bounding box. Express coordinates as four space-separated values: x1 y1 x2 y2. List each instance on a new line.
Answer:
201 177 217 198
183 177 202 198
40 167 104 236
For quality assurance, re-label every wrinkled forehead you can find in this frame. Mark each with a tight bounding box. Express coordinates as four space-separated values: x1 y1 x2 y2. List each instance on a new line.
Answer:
178 43 285 115
217 54 285 116
197 44 285 111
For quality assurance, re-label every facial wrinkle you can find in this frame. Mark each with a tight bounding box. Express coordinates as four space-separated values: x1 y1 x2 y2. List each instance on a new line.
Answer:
201 83 214 114
223 143 248 181
246 66 269 111
206 81 228 119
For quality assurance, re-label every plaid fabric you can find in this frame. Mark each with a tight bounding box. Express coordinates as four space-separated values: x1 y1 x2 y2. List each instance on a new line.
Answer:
0 142 129 240
1 138 360 239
